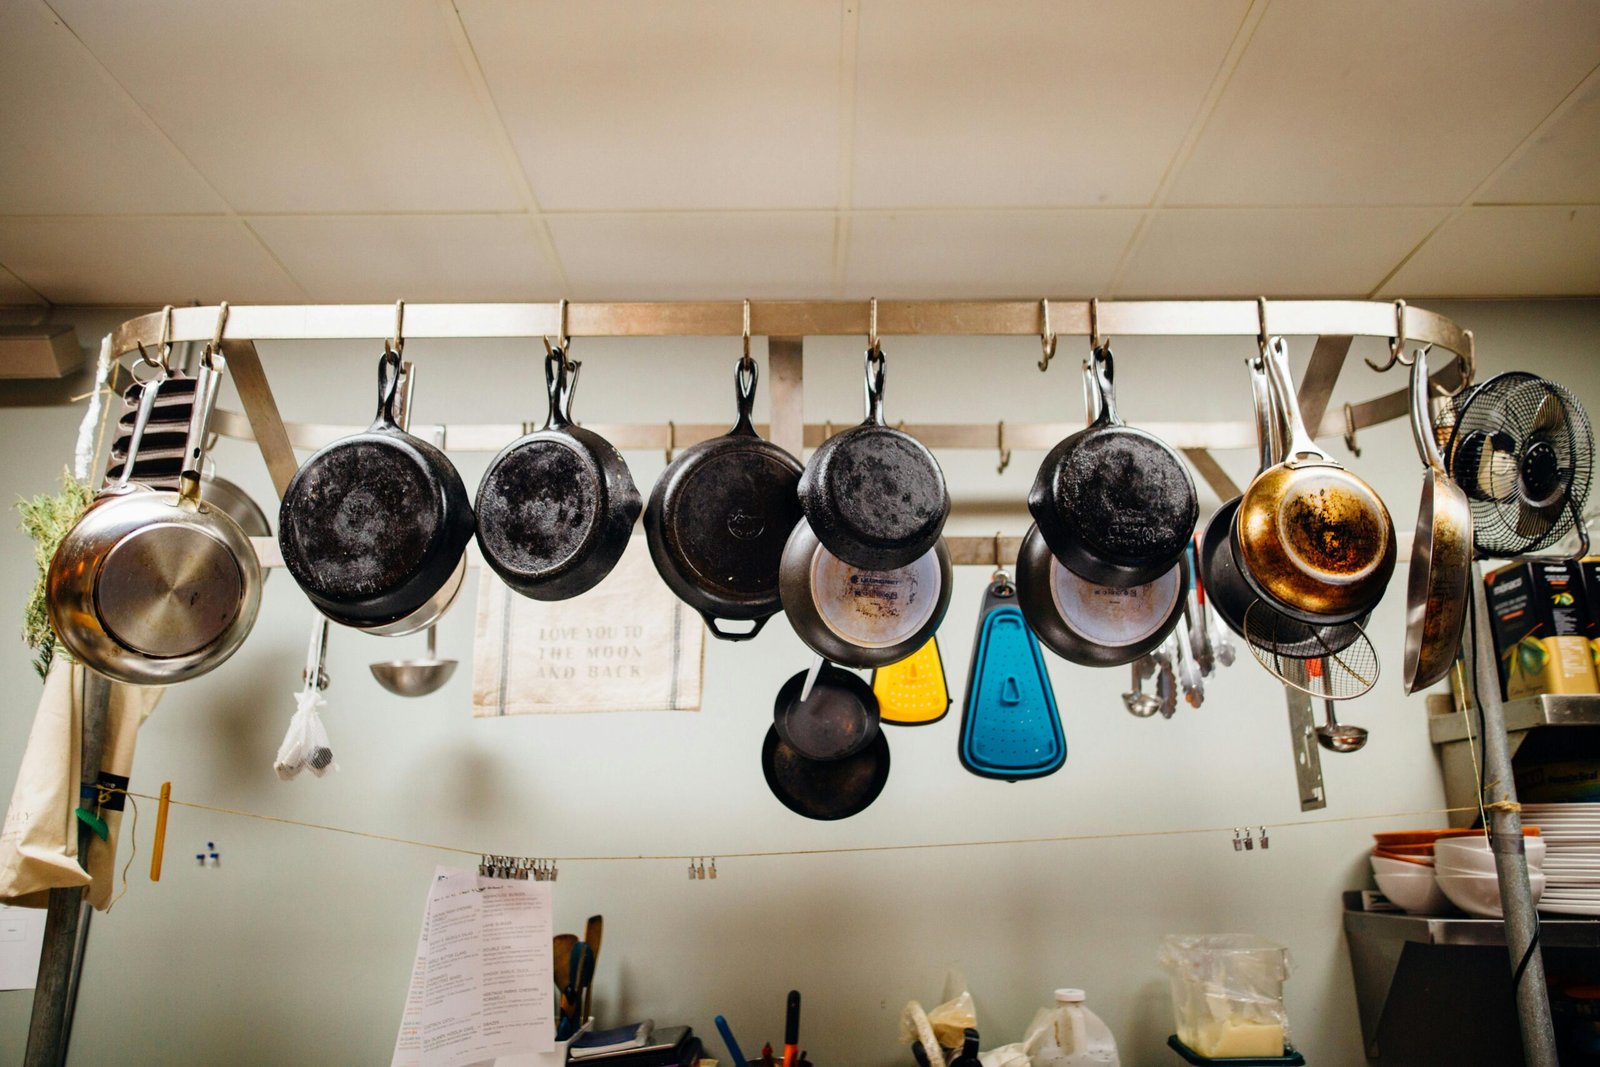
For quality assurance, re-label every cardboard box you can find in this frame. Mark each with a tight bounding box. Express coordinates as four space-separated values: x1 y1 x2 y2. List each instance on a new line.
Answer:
1485 560 1600 700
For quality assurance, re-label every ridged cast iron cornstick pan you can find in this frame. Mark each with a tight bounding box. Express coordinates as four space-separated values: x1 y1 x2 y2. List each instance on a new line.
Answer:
279 348 474 627
476 347 642 601
797 344 949 570
644 356 802 639
1028 343 1198 588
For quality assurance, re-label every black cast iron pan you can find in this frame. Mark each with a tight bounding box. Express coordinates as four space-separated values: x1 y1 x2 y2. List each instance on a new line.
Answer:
772 659 881 761
644 357 802 639
762 724 890 821
279 348 474 626
1028 344 1197 588
797 345 949 570
476 348 642 601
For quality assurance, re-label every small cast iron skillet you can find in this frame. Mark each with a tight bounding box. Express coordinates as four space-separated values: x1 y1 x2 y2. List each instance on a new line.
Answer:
476 348 642 601
762 725 890 821
279 349 474 628
797 345 949 570
644 357 802 639
1029 344 1197 588
772 661 881 761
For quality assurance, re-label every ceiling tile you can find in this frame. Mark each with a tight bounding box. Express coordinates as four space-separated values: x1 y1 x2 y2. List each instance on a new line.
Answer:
1380 207 1600 297
1478 76 1600 205
1116 207 1446 298
46 0 523 213
249 215 560 302
0 218 305 305
0 2 226 214
546 214 835 299
844 211 1140 298
851 1 1251 209
1170 1 1600 206
456 1 842 210
0 264 44 306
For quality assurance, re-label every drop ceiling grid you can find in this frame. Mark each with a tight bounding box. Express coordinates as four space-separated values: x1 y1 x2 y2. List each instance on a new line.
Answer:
0 1 1598 304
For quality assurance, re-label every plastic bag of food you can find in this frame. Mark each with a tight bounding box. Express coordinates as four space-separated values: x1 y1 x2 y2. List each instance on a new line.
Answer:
274 688 337 780
1158 934 1292 1058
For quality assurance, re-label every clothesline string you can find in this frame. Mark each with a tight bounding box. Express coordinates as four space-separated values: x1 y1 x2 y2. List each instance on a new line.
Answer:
103 786 1482 864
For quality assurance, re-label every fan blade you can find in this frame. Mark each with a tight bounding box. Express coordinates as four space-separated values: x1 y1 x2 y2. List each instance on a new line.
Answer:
1531 393 1564 435
1515 498 1563 542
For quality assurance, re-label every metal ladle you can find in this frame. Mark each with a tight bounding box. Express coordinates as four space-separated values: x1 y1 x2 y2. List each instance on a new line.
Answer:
1316 698 1369 753
1122 657 1160 717
370 623 457 697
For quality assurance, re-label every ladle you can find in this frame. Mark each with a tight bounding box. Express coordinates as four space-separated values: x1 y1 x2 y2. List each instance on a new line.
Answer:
370 623 457 697
1122 657 1160 717
1316 698 1369 753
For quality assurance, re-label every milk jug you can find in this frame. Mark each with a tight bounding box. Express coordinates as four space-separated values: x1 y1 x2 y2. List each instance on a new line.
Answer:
1028 988 1120 1067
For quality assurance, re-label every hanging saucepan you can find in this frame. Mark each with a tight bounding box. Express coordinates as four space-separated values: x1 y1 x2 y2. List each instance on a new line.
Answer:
797 345 949 570
280 350 474 634
477 347 642 601
1029 344 1197 587
645 356 802 639
1205 354 1368 659
778 518 952 669
772 657 881 761
1403 348 1473 693
1233 336 1395 625
49 354 262 685
762 724 890 821
1016 523 1187 667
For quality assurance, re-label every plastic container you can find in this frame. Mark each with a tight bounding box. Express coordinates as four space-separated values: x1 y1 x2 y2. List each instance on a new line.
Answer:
1029 988 1121 1067
1165 1034 1305 1065
1158 935 1292 1060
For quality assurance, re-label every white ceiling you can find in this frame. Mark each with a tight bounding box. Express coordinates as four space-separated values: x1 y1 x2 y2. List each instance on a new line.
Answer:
1 0 1597 306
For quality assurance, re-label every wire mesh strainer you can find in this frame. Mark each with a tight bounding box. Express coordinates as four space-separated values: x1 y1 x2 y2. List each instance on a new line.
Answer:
1245 601 1379 699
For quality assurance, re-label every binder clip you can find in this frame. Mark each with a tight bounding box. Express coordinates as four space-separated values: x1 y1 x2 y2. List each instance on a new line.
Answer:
1259 826 1270 850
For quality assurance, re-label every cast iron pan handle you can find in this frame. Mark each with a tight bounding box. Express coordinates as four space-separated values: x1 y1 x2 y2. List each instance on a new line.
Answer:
542 347 571 430
1087 343 1119 427
373 347 404 431
701 611 770 642
863 346 887 426
731 356 759 436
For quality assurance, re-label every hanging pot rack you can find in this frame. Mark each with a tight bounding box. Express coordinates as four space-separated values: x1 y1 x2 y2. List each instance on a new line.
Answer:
109 298 1471 567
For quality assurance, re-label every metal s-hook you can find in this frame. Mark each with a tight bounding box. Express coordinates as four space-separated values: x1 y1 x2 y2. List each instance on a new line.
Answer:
203 301 230 368
665 421 676 464
1342 403 1362 457
1366 299 1411 372
1090 297 1103 350
1439 329 1476 398
543 297 571 357
1256 297 1269 354
1038 299 1057 372
867 297 880 354
996 420 1011 474
387 300 405 356
155 304 175 371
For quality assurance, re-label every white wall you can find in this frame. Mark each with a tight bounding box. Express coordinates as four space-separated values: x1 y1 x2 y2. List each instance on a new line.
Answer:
1 300 1597 1066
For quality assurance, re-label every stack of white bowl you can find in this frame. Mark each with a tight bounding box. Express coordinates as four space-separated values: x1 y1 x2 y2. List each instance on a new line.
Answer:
1371 851 1450 914
1524 803 1600 915
1434 835 1547 918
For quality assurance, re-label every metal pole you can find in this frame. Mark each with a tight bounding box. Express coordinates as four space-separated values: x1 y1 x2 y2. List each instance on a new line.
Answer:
24 670 111 1067
1470 567 1558 1066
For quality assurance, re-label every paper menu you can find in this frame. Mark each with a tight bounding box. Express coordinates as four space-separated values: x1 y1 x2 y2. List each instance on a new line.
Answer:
0 904 48 990
392 867 554 1067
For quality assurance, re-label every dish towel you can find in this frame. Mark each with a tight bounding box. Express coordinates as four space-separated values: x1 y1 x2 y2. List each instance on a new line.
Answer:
473 537 703 716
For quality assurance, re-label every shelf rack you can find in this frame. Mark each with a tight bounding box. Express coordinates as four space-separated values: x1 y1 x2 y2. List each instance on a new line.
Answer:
109 298 1473 565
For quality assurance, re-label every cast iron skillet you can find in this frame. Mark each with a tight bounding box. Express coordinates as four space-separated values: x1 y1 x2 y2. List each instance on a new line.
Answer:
1029 344 1197 588
279 348 474 627
779 517 953 669
772 660 881 761
1016 523 1186 667
644 356 802 639
762 724 890 821
477 348 642 601
797 345 949 570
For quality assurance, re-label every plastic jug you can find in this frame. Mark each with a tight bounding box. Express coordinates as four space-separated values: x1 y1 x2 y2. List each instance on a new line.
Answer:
1028 989 1120 1067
